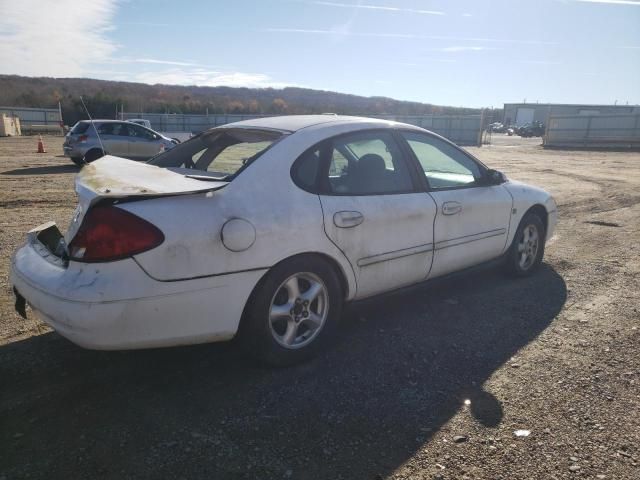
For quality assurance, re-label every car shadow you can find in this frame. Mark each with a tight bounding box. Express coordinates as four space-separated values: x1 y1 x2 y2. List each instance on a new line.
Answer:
1 164 79 176
0 264 566 479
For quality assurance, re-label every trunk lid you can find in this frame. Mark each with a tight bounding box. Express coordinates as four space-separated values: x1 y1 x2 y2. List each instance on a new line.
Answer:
67 156 226 241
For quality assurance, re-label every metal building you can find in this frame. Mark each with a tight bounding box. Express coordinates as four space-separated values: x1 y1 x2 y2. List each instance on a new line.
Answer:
0 106 62 134
503 103 640 127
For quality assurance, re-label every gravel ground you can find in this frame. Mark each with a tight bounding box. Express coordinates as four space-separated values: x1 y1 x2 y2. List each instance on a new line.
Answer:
1 135 639 479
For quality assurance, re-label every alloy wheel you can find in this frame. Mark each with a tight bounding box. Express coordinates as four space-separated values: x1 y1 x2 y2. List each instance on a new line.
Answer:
268 272 329 349
517 224 539 270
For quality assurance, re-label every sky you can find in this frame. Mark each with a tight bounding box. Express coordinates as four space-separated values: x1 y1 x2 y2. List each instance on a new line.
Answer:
0 0 639 108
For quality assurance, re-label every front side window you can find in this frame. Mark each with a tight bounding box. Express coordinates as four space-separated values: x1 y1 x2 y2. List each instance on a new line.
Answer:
401 131 482 189
126 123 156 140
149 128 284 181
325 131 414 195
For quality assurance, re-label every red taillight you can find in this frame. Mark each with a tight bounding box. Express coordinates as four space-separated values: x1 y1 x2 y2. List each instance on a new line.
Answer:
68 206 164 263
78 135 88 142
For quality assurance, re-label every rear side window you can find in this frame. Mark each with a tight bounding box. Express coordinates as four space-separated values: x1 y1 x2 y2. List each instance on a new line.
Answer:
292 147 322 191
70 122 90 134
292 130 416 195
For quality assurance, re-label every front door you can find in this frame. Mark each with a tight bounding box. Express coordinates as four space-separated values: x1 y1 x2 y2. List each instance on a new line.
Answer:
317 130 436 298
125 123 162 160
399 131 513 278
97 122 129 157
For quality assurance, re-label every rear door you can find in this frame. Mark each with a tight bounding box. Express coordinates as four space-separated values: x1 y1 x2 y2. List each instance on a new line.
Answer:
399 131 513 278
314 130 437 298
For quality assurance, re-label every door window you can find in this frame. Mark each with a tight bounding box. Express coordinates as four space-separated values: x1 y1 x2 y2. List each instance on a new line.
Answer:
401 132 482 189
126 123 156 140
325 131 414 195
97 123 126 135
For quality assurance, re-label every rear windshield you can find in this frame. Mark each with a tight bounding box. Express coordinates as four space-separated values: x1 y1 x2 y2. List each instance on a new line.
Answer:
148 128 285 181
70 122 91 134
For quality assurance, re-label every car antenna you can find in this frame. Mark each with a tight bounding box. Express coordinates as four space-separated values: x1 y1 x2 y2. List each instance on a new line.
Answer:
79 95 106 161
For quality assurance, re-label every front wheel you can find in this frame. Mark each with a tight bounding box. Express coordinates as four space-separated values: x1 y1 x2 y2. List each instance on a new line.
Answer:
83 149 105 163
505 212 546 276
239 255 343 366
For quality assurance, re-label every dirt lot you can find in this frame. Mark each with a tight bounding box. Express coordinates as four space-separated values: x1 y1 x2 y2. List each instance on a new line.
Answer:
1 135 639 479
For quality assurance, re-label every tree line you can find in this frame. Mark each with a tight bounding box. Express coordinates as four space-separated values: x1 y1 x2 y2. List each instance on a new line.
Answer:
0 74 482 126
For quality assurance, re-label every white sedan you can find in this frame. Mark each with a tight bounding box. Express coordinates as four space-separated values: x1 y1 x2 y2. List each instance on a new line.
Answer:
11 115 557 365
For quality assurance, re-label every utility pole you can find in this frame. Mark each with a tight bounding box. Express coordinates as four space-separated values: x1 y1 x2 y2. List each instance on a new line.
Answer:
58 101 63 134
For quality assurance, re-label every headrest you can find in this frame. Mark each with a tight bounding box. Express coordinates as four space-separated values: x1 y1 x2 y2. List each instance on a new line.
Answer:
357 153 386 173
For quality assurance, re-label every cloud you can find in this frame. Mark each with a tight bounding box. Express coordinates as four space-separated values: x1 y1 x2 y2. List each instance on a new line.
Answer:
572 0 640 5
103 56 238 70
133 58 205 67
436 46 496 52
0 0 118 77
132 68 295 89
118 22 171 27
0 2 292 89
264 28 557 45
309 1 445 15
391 59 457 66
519 60 563 65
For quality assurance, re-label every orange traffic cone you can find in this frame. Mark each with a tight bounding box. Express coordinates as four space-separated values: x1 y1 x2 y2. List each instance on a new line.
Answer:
37 135 46 153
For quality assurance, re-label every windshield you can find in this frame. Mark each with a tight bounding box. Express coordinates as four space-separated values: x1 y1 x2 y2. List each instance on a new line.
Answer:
148 128 285 181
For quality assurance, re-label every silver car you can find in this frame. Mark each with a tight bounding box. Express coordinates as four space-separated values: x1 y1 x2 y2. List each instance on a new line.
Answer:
63 120 176 164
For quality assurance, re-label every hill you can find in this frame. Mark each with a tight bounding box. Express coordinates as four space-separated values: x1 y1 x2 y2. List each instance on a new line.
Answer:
0 75 481 125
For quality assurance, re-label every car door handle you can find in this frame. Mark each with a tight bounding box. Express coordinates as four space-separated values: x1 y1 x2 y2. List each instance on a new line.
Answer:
442 201 462 215
334 211 364 228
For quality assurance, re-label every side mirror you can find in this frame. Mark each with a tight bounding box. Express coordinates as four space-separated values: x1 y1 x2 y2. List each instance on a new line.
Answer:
482 169 506 186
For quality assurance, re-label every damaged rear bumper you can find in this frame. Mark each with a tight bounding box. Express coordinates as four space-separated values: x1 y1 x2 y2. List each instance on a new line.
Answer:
10 238 264 350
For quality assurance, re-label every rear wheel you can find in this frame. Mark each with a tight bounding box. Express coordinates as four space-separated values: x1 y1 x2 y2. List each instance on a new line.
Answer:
83 149 105 163
71 157 84 166
239 255 343 366
505 212 546 276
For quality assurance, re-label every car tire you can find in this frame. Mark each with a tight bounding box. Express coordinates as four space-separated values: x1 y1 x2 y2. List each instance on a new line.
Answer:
83 149 105 163
71 157 84 166
505 212 546 277
239 255 343 367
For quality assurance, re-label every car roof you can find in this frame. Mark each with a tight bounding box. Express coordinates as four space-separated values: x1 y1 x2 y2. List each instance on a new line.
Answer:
223 115 398 132
78 119 126 124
